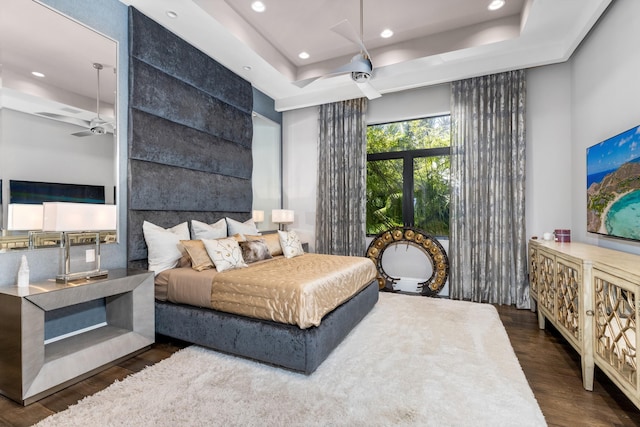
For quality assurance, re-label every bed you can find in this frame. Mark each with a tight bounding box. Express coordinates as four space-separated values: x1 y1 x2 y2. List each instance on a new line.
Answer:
126 8 379 375
137 222 379 374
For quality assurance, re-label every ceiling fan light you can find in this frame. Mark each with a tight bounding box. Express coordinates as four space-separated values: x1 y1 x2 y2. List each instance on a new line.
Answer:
488 0 505 11
91 125 106 135
351 71 371 83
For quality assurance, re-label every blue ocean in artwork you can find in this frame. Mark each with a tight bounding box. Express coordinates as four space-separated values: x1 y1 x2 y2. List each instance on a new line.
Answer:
605 190 640 240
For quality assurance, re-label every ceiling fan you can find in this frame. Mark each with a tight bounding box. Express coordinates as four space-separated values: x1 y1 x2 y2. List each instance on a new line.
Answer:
295 0 381 100
36 62 114 137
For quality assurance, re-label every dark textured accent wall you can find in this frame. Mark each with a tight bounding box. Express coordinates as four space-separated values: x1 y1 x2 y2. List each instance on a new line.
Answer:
128 8 253 265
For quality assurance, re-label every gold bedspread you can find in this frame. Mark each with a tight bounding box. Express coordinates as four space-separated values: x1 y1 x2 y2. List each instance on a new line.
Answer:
156 253 377 329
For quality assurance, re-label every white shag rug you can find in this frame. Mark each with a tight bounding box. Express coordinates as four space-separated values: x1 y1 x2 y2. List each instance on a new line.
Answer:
36 293 546 427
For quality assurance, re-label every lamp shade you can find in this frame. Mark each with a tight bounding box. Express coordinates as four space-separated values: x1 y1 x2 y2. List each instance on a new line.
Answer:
272 209 294 224
252 210 264 223
7 204 44 230
42 202 116 232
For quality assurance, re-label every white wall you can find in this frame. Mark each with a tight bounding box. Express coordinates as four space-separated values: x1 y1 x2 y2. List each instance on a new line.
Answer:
367 84 451 124
525 63 573 239
282 106 319 251
252 113 281 232
570 0 640 253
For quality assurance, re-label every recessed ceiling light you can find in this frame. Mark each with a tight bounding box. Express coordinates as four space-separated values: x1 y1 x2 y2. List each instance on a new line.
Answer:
298 51 310 60
243 65 252 71
166 10 178 18
251 1 266 12
31 71 45 78
380 29 394 39
488 0 505 11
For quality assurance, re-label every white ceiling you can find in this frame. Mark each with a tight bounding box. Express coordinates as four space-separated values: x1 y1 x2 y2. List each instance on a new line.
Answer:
120 0 612 112
3 0 612 115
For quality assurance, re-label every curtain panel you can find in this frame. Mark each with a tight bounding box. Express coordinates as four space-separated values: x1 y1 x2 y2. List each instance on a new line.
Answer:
316 98 368 256
450 70 529 308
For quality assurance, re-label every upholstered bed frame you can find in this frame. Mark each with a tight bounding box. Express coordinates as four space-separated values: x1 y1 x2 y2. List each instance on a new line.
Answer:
127 8 377 374
155 281 378 374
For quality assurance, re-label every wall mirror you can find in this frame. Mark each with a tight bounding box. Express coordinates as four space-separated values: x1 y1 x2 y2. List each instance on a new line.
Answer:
0 0 118 251
252 113 282 231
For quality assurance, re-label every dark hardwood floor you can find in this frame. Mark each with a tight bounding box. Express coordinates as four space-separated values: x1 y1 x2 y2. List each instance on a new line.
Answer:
496 305 640 427
1 305 640 426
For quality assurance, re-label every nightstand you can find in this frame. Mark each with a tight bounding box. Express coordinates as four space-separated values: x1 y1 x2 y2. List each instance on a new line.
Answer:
0 269 154 405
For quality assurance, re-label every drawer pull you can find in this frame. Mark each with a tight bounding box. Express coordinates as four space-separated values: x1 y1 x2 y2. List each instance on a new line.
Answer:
586 310 594 316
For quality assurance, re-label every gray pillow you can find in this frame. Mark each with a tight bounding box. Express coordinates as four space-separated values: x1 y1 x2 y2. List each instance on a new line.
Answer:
226 217 260 236
191 218 227 240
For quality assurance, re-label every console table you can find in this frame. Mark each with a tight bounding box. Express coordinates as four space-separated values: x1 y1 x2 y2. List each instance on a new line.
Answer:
529 240 640 409
0 268 154 405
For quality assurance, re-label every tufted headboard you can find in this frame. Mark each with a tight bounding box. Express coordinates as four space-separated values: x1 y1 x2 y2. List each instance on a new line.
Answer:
127 8 254 268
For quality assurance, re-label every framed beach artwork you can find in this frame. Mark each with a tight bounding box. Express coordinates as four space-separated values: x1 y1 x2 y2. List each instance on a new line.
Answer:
587 124 640 241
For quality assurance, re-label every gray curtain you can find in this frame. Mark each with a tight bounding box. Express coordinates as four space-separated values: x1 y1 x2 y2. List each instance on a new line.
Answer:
450 70 529 308
316 98 368 256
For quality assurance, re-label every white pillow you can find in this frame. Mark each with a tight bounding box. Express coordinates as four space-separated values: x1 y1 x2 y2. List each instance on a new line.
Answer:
278 230 304 259
226 217 260 236
143 221 190 275
202 237 248 272
192 218 227 240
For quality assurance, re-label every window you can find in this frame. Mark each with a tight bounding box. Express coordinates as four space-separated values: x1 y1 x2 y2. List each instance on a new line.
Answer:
366 115 451 236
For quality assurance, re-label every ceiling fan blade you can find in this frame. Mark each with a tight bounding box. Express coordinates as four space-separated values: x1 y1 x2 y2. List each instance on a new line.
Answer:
357 82 381 100
35 112 91 128
295 54 372 89
330 19 370 59
71 130 94 137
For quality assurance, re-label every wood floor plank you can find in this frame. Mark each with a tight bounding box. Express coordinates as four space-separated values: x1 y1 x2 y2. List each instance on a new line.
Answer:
1 306 639 425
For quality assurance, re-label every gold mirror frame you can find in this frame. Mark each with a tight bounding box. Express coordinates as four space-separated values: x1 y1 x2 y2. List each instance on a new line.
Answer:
366 227 449 297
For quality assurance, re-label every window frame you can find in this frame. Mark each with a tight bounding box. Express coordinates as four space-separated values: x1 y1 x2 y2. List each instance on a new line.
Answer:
366 116 451 235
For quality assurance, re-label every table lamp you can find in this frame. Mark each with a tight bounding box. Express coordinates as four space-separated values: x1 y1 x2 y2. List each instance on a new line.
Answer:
7 204 44 231
42 202 117 283
272 209 294 231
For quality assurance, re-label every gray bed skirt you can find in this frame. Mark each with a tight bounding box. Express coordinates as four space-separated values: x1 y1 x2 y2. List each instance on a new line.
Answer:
155 280 379 374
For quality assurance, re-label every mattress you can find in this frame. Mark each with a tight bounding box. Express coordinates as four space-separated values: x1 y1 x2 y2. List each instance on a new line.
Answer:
155 253 377 329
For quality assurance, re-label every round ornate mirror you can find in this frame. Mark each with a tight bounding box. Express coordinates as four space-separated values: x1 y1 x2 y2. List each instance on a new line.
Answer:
366 227 449 297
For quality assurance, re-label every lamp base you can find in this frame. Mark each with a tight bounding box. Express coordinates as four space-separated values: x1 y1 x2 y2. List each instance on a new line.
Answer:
56 269 109 284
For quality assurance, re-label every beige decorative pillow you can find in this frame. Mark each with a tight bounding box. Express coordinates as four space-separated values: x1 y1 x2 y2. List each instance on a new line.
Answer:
278 230 304 259
202 237 248 272
239 239 273 263
247 233 282 256
191 218 227 240
180 240 214 271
